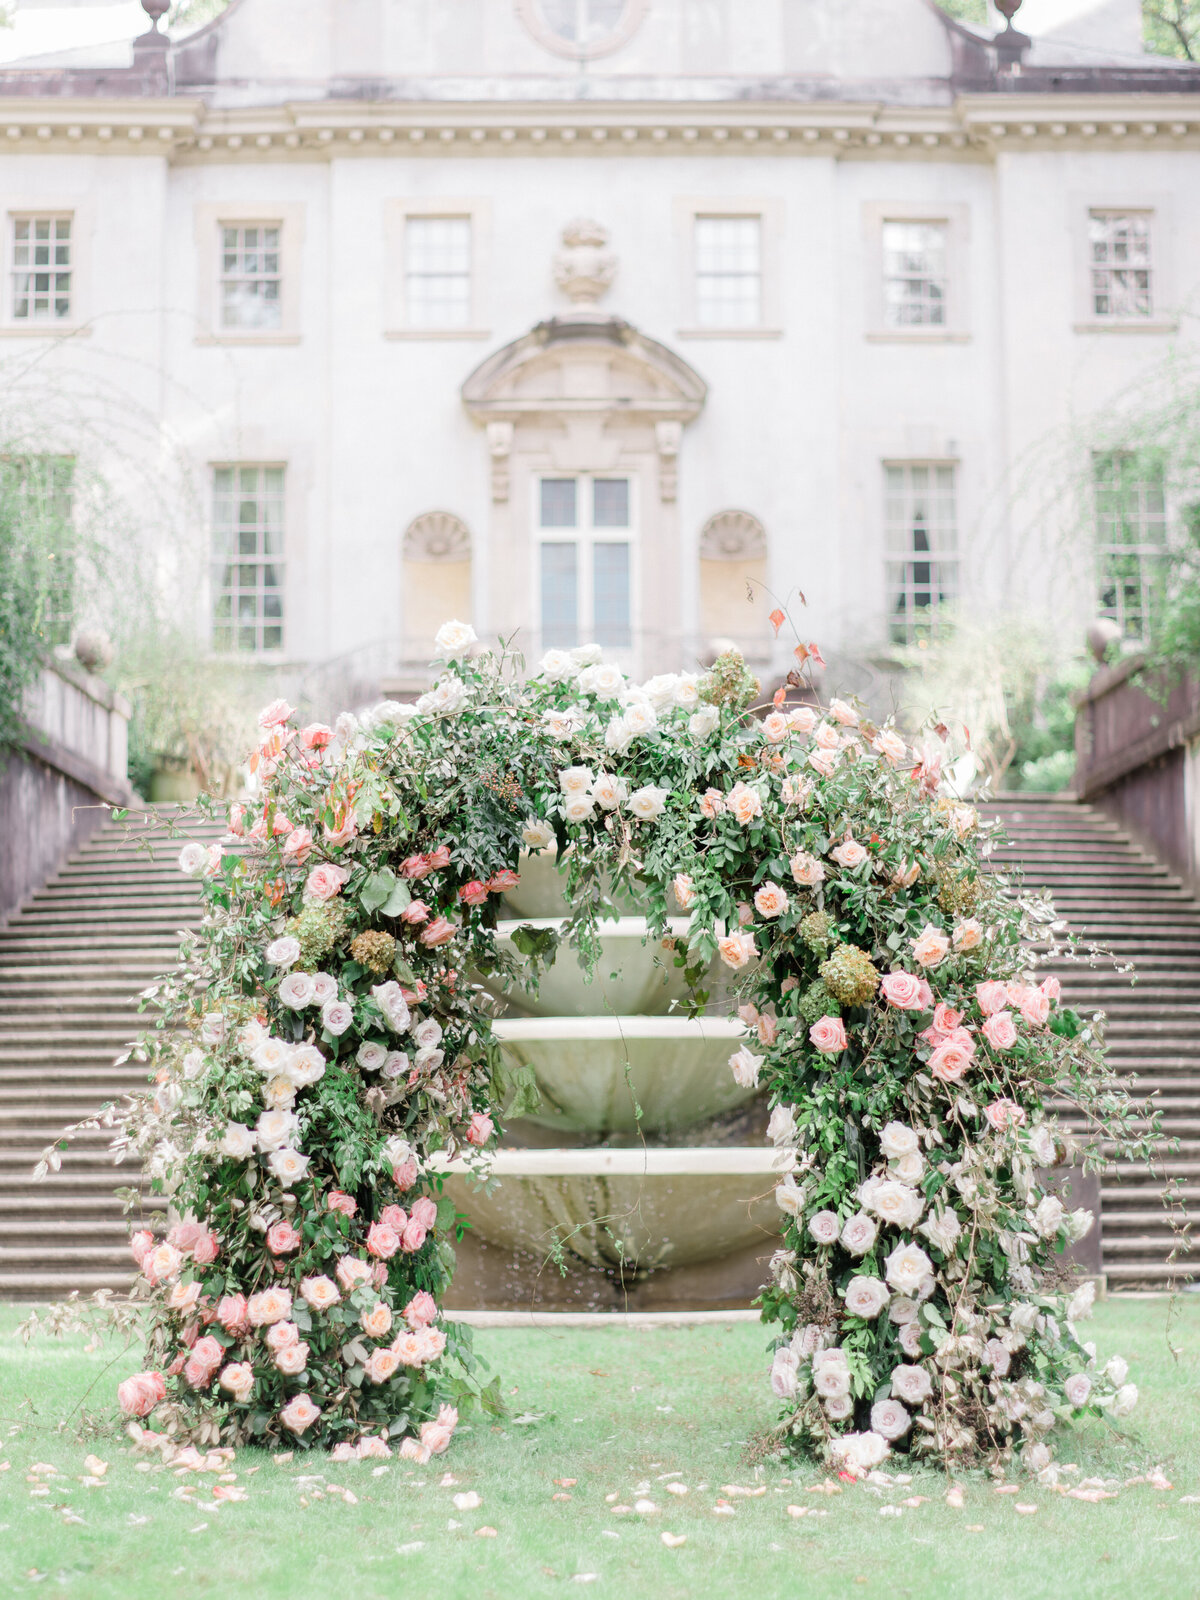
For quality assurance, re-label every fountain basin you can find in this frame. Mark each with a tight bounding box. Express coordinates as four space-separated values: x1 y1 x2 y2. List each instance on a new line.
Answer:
489 917 704 1017
439 1147 783 1272
501 848 643 920
493 1014 751 1133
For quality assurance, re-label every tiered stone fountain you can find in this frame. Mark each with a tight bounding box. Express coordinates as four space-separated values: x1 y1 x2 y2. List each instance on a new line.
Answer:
443 851 782 1312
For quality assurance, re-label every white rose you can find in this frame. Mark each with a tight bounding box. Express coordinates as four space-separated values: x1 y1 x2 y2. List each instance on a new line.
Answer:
688 706 719 739
888 1296 919 1325
674 673 701 709
413 1018 443 1051
829 1432 889 1476
812 1347 847 1373
543 707 584 741
415 1046 444 1072
262 1075 296 1110
766 1104 797 1147
1112 1384 1138 1417
983 1337 1011 1376
219 1121 255 1160
237 1020 267 1057
569 642 603 667
1104 1355 1128 1387
177 842 208 877
919 1209 962 1255
289 1045 326 1087
870 1399 910 1441
879 1122 919 1161
433 619 477 659
382 1135 416 1168
269 1146 310 1185
869 1180 925 1230
628 785 668 821
416 675 467 717
252 1036 292 1076
770 1347 800 1400
590 772 627 811
181 1049 205 1082
1064 1373 1092 1407
310 972 338 1006
1065 1208 1094 1245
521 819 556 852
775 1175 807 1217
899 1320 925 1357
367 699 417 730
824 1393 853 1421
889 1364 932 1405
770 1248 799 1294
381 1050 410 1080
792 1324 827 1359
890 1149 925 1186
200 1013 226 1046
604 714 632 756
1033 1193 1065 1239
844 1275 890 1319
621 700 658 739
559 765 594 796
728 1046 762 1090
370 982 411 1033
839 1212 878 1257
1027 1123 1058 1167
813 1364 851 1400
256 1109 300 1151
884 1241 934 1296
279 972 316 1010
1010 1300 1039 1333
539 648 575 682
577 662 625 699
266 936 301 968
807 1210 840 1246
321 998 354 1036
563 794 596 825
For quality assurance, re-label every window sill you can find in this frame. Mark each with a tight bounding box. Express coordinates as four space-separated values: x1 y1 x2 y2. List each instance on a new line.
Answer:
1072 319 1177 335
865 330 971 344
384 327 492 341
0 323 89 339
194 332 302 346
675 327 783 340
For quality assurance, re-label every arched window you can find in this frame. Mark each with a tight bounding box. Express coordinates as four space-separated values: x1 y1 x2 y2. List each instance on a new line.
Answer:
402 512 472 660
698 510 769 663
516 0 649 58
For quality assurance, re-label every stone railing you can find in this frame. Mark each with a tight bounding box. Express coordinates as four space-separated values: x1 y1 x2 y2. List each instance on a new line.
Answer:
1074 653 1200 885
0 658 133 920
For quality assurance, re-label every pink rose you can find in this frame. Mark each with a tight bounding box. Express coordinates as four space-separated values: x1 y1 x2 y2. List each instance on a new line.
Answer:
487 869 520 892
372 1261 388 1290
393 1331 425 1367
299 722 332 749
283 827 313 864
809 1016 848 1054
279 1394 321 1435
266 1320 300 1352
366 1221 401 1260
184 1335 223 1390
932 1004 961 1037
247 1287 293 1326
219 1362 255 1403
191 1231 219 1266
975 981 1009 1016
117 1371 166 1418
271 812 292 837
410 1196 438 1230
300 1275 341 1311
227 803 246 838
1040 976 1062 1003
982 1010 1018 1050
426 845 452 870
1017 987 1050 1028
757 1012 779 1047
401 900 430 925
393 1159 419 1191
274 1341 310 1376
379 1204 408 1231
266 1220 302 1256
129 1229 154 1267
985 1098 1026 1132
304 863 350 902
881 972 925 1011
325 808 357 846
143 1243 183 1285
419 917 457 948
364 1347 402 1384
217 1294 250 1334
401 1219 427 1253
168 1221 206 1253
929 1035 975 1083
466 1112 493 1147
327 1190 358 1217
405 1291 438 1329
401 853 433 880
258 698 294 728
830 839 868 871
910 924 951 968
459 880 488 907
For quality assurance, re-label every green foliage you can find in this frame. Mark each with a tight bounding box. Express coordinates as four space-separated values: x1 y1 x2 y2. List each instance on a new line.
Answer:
0 457 77 750
1143 0 1200 57
935 0 988 22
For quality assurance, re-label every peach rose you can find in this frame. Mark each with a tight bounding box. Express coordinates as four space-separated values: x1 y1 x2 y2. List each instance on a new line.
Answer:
364 1347 402 1384
361 1302 394 1339
753 881 789 920
419 917 457 947
366 1221 400 1260
928 1036 975 1083
166 1281 202 1315
757 1012 779 1046
910 924 951 968
117 1371 166 1417
274 1341 309 1376
880 971 925 1011
393 1331 426 1367
282 827 313 865
982 1010 1017 1050
953 918 983 952
761 711 789 744
717 932 756 970
872 728 906 763
266 1220 302 1256
304 862 351 902
279 1394 321 1435
787 704 818 735
327 1190 358 1217
266 1320 300 1352
247 1287 293 1326
404 1291 438 1329
790 851 825 888
300 1275 341 1311
299 722 332 750
727 781 764 827
258 698 293 729
830 838 868 871
217 1294 250 1334
144 1243 183 1285
809 1016 848 1054
975 981 1009 1016
336 1256 373 1292
698 787 725 819
672 872 695 910
219 1362 255 1403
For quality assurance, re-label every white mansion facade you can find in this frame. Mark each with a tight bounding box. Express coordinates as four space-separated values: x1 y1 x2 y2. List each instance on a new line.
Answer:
1 0 1199 693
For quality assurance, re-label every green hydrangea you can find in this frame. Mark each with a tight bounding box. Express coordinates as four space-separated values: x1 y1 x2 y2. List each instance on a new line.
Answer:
350 929 397 976
937 866 982 916
798 910 835 956
799 979 840 1025
819 944 880 1007
286 902 347 968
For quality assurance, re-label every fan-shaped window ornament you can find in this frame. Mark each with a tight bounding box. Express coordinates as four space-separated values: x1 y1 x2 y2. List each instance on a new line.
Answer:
403 511 472 563
698 509 767 563
516 0 649 59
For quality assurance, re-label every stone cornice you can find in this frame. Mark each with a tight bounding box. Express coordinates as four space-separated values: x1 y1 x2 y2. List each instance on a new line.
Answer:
0 92 1197 159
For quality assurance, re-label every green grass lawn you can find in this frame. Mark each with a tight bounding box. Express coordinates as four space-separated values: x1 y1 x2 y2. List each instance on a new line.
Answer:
1 1298 1198 1600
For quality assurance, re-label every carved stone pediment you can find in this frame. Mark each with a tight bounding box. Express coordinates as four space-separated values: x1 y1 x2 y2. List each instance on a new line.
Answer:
403 510 471 562
699 509 768 561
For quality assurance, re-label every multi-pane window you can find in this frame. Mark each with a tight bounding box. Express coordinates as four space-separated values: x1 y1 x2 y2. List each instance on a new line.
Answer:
405 217 472 329
1089 212 1152 319
1 455 75 645
694 216 762 328
1094 453 1166 642
882 221 947 328
219 224 282 331
885 464 958 646
11 217 72 322
538 475 633 651
212 466 285 653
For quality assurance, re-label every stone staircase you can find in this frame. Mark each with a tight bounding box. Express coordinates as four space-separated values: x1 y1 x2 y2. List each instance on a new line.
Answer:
987 794 1199 1289
0 812 214 1297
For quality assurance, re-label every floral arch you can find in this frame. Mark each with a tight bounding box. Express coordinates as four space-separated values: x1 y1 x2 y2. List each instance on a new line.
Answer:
100 624 1145 1476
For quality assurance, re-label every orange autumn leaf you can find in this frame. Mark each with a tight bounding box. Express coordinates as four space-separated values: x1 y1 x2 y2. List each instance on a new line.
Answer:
769 607 786 636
